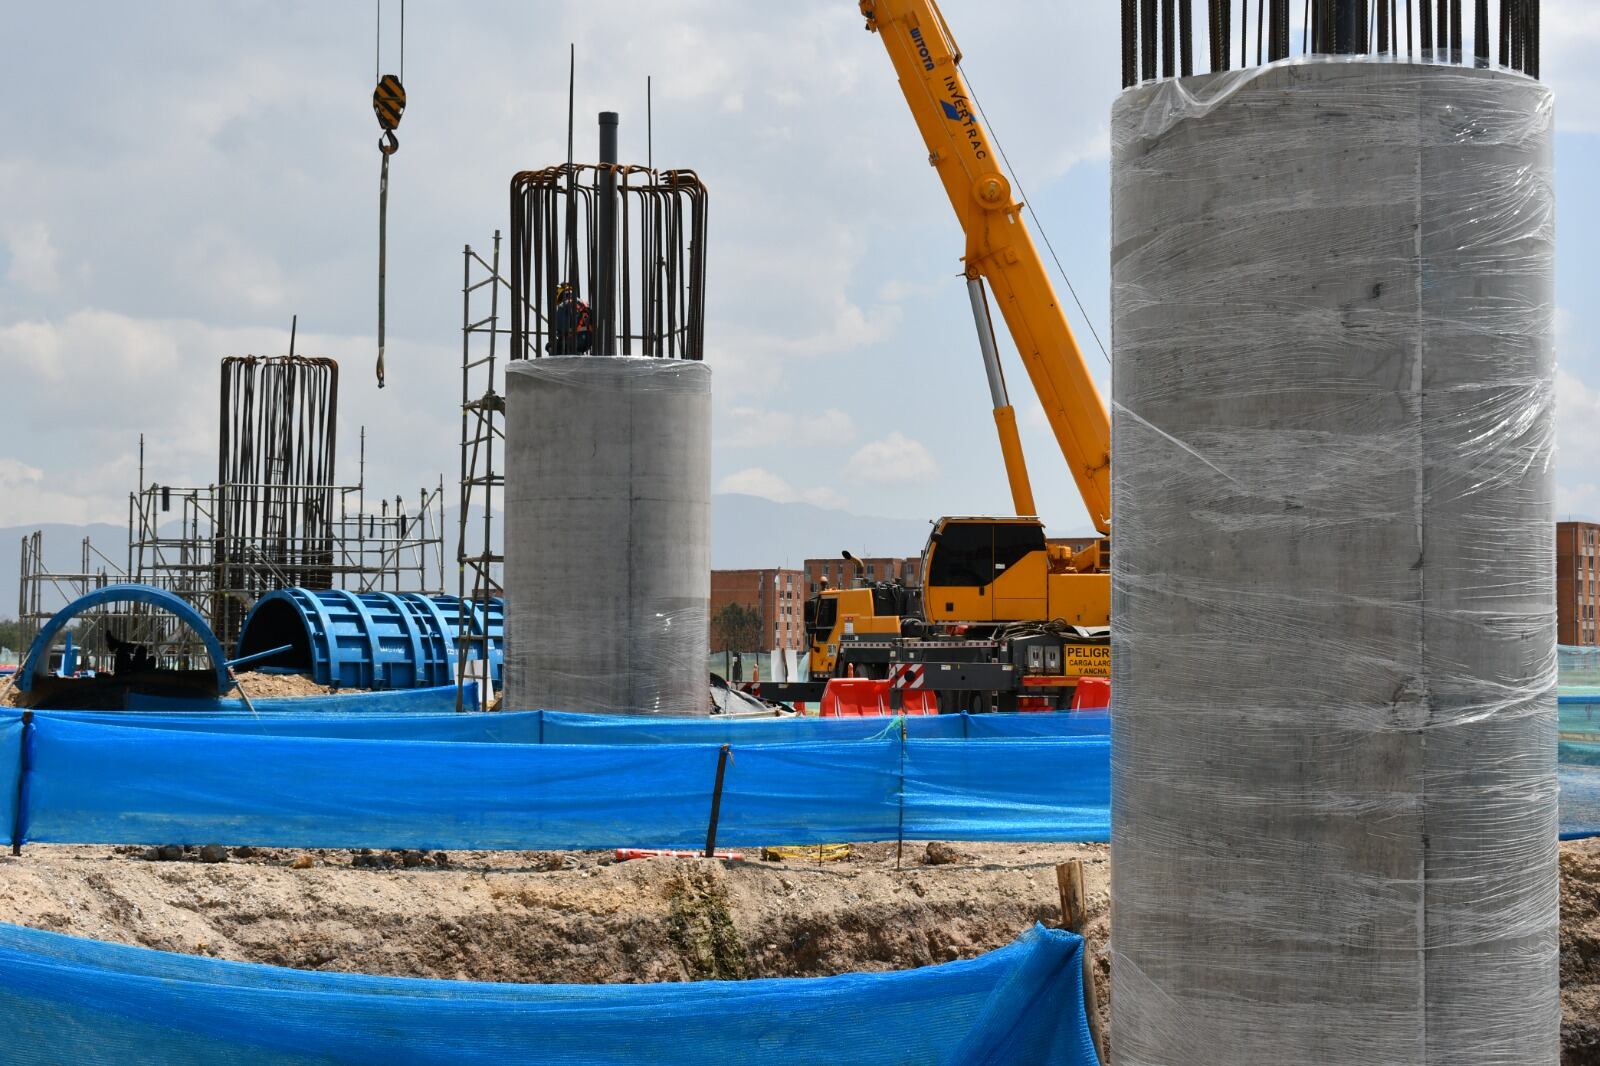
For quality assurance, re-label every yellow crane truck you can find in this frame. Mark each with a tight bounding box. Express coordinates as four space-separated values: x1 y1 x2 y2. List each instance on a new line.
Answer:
759 0 1112 713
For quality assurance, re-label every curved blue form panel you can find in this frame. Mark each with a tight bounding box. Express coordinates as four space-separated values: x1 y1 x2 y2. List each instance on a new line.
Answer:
19 584 230 695
234 590 503 691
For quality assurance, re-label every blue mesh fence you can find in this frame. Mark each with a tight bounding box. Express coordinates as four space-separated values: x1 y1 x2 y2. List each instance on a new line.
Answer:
1560 644 1600 686
35 709 547 743
1560 694 1600 739
0 920 1099 1065
0 707 1591 848
31 709 1108 744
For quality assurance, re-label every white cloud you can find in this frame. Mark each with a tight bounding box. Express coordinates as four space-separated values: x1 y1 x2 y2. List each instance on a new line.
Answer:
846 432 939 484
3 221 60 292
716 467 850 510
179 227 289 313
0 457 126 526
718 405 855 449
1558 367 1600 518
1543 0 1600 132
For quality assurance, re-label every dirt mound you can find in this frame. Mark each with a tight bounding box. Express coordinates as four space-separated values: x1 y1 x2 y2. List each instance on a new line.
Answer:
0 840 1592 1060
230 671 334 698
1564 839 1600 1064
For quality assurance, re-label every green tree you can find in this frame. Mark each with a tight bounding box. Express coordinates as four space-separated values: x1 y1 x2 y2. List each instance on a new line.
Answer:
711 602 762 654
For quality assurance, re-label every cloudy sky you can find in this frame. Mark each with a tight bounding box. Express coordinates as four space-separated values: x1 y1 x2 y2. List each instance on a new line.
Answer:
1 1 1597 536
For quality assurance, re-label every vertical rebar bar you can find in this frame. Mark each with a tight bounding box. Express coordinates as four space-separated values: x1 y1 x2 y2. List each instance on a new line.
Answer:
1531 0 1540 77
1162 0 1176 77
596 112 619 356
1123 0 1139 86
1143 0 1159 79
1180 0 1194 75
1220 0 1233 70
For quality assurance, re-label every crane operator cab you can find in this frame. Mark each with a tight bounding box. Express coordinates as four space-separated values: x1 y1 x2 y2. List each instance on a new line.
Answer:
803 576 919 677
922 516 1108 626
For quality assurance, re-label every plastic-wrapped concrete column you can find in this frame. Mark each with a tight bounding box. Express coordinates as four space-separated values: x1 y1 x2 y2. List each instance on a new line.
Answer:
504 357 711 715
1110 63 1557 1063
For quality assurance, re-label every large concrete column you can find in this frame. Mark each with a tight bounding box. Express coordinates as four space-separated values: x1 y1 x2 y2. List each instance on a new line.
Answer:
504 357 711 715
1110 62 1557 1063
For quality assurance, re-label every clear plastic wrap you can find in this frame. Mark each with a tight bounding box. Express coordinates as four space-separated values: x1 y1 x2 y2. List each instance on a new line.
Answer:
1110 61 1558 1064
504 357 711 716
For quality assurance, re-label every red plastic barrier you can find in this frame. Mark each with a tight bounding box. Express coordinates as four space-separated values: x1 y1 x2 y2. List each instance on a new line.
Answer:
820 678 891 717
821 679 941 716
1070 677 1111 711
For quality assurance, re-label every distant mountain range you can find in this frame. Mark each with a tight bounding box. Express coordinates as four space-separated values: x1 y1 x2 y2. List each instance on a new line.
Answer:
0 496 940 619
0 523 131 619
710 494 932 569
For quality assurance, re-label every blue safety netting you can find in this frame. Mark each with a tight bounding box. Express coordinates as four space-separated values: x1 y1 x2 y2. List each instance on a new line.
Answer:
0 921 1099 1065
96 705 1108 743
23 722 1109 850
1562 763 1600 841
1560 644 1600 685
35 709 547 743
28 708 1110 744
1561 694 1600 738
0 705 1590 847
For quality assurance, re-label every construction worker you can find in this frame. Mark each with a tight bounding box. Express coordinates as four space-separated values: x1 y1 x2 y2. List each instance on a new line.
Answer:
732 652 743 684
548 282 593 354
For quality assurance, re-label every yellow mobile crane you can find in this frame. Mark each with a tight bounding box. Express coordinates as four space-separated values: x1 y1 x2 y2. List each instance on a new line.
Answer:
786 0 1112 710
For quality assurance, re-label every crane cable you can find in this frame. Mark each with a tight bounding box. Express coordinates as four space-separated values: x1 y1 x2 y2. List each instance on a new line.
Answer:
959 69 1111 368
373 0 406 388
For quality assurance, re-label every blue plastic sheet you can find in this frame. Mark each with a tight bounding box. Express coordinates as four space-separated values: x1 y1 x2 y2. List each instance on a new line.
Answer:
905 739 1113 843
35 709 545 743
0 715 21 848
32 708 1111 745
0 921 1099 1065
23 723 912 851
1562 763 1600 841
1 707 1592 848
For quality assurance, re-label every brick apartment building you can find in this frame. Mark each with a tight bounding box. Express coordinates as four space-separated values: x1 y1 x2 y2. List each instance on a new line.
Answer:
1559 521 1600 647
709 568 806 653
799 537 1101 598
803 556 922 597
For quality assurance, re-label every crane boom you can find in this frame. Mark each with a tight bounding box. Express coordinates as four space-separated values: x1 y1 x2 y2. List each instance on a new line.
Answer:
862 0 1111 534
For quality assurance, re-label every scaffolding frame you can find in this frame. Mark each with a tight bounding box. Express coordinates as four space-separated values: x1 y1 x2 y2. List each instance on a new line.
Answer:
15 533 197 674
456 233 516 710
127 461 446 657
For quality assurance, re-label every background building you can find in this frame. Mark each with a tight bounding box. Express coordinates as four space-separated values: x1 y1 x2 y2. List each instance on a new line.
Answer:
710 568 805 653
1558 521 1600 647
803 556 922 597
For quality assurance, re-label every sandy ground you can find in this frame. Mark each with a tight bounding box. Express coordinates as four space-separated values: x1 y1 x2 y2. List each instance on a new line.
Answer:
229 670 335 698
0 839 1593 1061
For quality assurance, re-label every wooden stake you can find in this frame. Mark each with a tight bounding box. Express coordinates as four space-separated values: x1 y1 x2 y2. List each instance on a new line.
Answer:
1057 858 1089 933
1056 859 1108 1064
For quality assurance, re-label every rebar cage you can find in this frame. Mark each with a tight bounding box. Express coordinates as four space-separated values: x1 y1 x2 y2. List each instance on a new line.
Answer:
509 164 707 361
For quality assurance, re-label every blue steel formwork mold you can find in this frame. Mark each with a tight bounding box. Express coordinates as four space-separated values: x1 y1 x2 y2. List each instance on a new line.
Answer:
18 585 232 695
234 589 504 691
